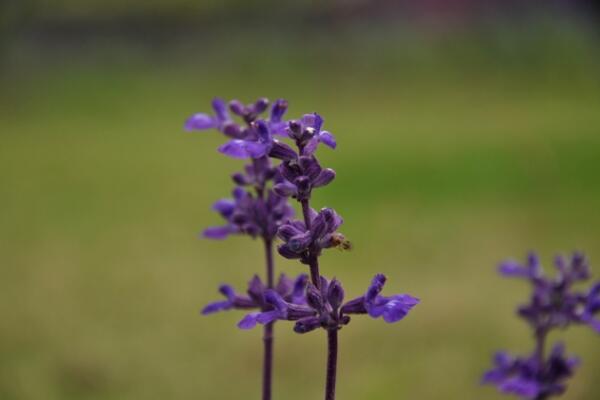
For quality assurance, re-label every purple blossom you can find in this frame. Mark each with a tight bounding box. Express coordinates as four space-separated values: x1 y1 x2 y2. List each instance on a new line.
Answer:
185 97 230 132
277 207 345 262
185 97 296 160
273 155 336 200
241 274 419 333
482 343 579 399
484 252 599 399
202 273 308 318
203 187 294 241
498 252 600 333
286 113 337 155
341 274 420 323
218 120 295 160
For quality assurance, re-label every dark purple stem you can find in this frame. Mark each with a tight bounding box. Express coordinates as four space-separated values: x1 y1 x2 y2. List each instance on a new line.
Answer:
534 327 546 366
325 329 338 400
532 327 548 400
262 238 274 400
301 199 321 288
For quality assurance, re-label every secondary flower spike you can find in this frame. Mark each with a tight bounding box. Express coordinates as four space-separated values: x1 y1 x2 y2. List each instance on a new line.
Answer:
498 252 600 333
482 343 579 399
483 252 600 400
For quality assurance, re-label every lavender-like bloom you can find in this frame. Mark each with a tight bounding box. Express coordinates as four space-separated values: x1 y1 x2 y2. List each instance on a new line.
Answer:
277 207 345 262
482 344 579 399
341 274 420 323
193 97 419 400
498 252 600 333
203 186 294 240
286 113 337 155
190 96 299 400
186 97 296 160
483 252 600 399
274 155 336 201
203 273 308 320
240 274 419 333
185 97 231 132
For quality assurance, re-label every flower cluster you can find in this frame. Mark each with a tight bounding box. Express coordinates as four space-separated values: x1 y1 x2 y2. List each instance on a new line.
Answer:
483 252 600 399
240 274 419 333
277 207 345 263
203 274 308 319
482 344 579 399
204 186 294 240
499 252 600 333
274 155 336 201
186 97 296 160
189 96 419 400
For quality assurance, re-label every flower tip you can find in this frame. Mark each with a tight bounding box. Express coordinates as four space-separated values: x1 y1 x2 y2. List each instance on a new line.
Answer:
238 313 259 330
184 113 214 131
202 226 231 240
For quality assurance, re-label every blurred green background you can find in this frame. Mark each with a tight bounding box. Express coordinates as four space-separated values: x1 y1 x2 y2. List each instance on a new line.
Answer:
1 1 600 399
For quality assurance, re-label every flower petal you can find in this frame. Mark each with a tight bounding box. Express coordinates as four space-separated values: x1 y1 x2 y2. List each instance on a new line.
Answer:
203 225 235 240
212 199 235 217
184 113 215 131
219 140 251 158
319 131 337 149
238 312 260 329
212 97 229 122
201 300 232 315
313 168 336 188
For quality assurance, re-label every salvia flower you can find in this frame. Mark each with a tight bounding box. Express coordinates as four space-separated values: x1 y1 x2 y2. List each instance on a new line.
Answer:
482 343 579 399
341 274 420 323
277 207 345 262
185 97 231 132
185 97 296 160
286 113 337 155
484 252 599 399
273 155 336 200
219 119 296 160
498 252 600 333
240 274 419 333
203 273 308 318
203 186 294 240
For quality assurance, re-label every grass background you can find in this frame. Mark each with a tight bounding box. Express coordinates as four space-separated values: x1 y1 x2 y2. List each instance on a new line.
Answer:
1 17 600 400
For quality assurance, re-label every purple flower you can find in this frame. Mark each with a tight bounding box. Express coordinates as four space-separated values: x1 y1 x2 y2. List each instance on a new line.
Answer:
238 288 316 330
241 274 419 333
286 113 337 155
273 155 336 200
498 252 600 334
185 97 231 132
485 251 598 399
203 187 294 241
202 273 308 318
341 274 420 323
482 343 579 399
277 207 345 262
269 99 290 135
185 97 296 160
219 120 297 160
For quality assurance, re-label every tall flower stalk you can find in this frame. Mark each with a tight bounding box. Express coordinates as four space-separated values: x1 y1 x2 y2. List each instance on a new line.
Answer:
483 252 600 400
186 97 303 400
238 111 419 400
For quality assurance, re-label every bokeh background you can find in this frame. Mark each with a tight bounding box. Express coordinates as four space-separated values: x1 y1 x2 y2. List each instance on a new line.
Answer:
1 1 600 399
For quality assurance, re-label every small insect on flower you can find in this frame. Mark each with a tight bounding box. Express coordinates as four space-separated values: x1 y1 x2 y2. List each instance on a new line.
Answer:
330 232 353 252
